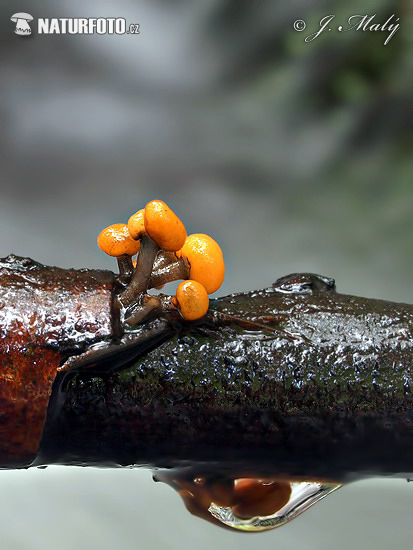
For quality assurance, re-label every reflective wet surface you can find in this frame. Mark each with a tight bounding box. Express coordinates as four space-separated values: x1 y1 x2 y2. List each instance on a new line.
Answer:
155 470 341 532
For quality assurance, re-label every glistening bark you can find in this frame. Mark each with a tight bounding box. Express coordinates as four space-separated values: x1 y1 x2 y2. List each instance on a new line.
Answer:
0 255 114 467
0 256 412 479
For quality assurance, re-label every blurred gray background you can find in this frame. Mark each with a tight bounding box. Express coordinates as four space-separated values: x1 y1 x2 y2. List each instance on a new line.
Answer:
1 0 412 548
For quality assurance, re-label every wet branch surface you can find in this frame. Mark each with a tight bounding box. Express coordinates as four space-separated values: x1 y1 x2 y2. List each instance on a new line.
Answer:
1 256 413 479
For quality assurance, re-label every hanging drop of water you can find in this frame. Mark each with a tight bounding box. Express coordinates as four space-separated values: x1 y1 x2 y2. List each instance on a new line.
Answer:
208 479 341 532
154 470 341 532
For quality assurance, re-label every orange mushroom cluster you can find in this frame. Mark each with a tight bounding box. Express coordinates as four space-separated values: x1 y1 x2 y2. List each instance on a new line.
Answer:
97 200 225 325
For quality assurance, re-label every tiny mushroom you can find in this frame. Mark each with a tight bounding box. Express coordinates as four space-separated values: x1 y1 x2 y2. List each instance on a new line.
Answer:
144 200 186 252
11 13 33 35
97 223 140 257
97 201 225 326
128 209 146 240
177 234 225 294
175 280 209 321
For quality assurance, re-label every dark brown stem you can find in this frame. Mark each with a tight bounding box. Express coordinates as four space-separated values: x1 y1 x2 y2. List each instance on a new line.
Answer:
125 293 177 326
212 312 314 345
153 251 178 271
149 257 190 289
116 255 134 285
120 235 159 307
124 295 161 326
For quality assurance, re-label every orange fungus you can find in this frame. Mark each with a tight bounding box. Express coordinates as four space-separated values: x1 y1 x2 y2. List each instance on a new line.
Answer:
128 209 146 240
177 234 225 294
97 223 140 257
144 200 186 252
176 280 209 321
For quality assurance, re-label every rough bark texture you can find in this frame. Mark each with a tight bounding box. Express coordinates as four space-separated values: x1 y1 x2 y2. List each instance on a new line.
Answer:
1 257 413 479
41 276 413 478
0 255 114 467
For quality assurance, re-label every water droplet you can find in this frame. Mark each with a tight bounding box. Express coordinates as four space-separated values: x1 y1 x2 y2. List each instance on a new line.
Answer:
209 479 340 532
154 470 341 532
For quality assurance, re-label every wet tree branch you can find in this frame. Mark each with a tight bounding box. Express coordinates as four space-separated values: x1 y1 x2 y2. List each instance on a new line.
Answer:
1 256 412 479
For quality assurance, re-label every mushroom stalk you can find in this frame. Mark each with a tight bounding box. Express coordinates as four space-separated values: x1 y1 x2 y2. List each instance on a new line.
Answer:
124 295 162 326
153 250 179 271
120 235 159 307
149 256 190 289
116 255 134 285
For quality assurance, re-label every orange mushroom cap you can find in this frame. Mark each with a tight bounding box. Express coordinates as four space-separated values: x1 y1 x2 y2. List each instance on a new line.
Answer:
144 200 186 252
176 280 209 321
128 209 146 240
97 223 140 257
177 234 225 294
